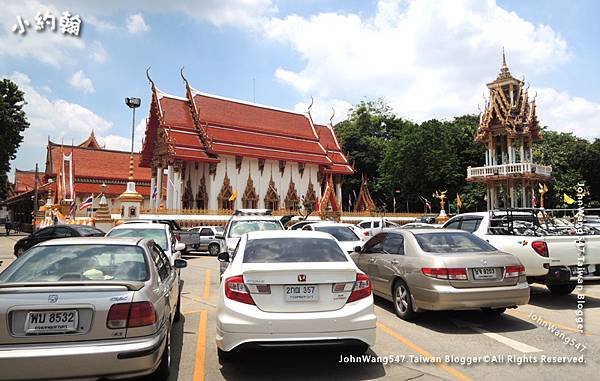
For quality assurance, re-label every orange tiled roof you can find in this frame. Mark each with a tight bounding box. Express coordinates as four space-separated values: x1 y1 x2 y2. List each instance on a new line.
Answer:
14 169 38 194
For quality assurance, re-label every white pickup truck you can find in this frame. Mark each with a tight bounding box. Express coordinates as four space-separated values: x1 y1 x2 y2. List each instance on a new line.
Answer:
443 211 600 295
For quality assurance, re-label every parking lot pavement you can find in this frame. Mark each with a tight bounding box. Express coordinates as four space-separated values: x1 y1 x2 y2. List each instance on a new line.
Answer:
2 245 599 381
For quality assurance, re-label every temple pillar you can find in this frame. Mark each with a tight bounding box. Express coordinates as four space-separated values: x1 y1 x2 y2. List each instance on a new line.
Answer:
521 179 527 207
173 167 182 211
509 181 515 208
507 139 513 163
156 166 163 209
335 180 341 208
520 144 525 163
166 164 174 210
150 176 156 210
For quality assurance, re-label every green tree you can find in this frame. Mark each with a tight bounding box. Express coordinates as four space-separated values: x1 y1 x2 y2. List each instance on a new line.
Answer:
534 129 591 208
0 78 30 200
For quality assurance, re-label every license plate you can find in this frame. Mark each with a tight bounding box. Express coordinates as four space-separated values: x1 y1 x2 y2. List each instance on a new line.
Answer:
284 284 319 302
473 267 497 280
570 266 588 276
25 310 78 334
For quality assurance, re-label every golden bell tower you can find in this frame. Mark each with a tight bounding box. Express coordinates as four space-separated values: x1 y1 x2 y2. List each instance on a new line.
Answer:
467 51 552 210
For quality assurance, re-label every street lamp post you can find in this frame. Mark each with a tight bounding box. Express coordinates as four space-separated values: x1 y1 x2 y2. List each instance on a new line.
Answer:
125 97 141 180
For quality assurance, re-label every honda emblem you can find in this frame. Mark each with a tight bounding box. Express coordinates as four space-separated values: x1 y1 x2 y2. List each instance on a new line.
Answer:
298 274 307 282
48 294 58 303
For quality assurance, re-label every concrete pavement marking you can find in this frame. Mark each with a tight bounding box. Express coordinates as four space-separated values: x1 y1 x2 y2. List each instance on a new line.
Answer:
507 309 588 336
377 322 474 381
202 269 212 300
193 310 209 381
450 318 542 353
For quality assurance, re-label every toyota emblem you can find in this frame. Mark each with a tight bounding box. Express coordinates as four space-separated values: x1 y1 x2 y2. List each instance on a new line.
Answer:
298 274 307 282
481 259 488 266
48 294 58 303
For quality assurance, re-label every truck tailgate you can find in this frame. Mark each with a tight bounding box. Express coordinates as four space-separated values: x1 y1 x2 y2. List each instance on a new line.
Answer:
544 235 600 279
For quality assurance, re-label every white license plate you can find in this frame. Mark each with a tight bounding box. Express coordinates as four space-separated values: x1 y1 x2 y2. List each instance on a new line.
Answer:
473 267 497 280
284 284 319 302
570 266 588 276
25 310 78 334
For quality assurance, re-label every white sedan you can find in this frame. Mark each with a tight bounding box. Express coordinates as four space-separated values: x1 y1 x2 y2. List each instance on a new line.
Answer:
216 230 376 361
302 222 365 252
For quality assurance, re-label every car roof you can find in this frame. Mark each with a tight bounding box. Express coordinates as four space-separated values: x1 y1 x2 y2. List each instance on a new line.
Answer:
246 230 334 240
110 223 167 230
38 236 144 246
229 215 280 221
311 222 354 228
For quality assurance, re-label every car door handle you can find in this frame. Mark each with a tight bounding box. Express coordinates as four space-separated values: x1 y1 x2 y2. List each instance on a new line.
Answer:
368 258 376 263
391 259 400 265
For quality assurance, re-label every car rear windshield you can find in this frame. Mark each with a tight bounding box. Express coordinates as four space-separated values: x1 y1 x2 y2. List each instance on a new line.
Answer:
415 232 497 253
107 228 168 251
0 244 149 283
73 226 104 236
228 220 282 238
315 226 360 242
243 238 348 263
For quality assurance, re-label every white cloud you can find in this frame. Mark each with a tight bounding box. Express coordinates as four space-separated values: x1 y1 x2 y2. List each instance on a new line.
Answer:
98 118 145 152
86 15 117 32
69 70 95 93
535 88 600 141
126 13 150 34
264 0 577 127
90 40 108 63
0 1 85 67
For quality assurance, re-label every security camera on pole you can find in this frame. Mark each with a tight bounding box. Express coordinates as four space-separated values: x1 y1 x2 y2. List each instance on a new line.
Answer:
118 97 144 219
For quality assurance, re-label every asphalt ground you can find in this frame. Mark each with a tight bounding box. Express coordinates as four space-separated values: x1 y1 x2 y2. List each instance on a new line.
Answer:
1 230 599 381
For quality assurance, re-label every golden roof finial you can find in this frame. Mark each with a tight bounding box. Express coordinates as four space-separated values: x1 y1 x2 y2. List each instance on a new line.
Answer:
498 47 511 79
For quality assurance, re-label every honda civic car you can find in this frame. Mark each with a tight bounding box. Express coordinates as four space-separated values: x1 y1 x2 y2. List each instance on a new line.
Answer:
350 229 530 320
216 230 376 361
0 237 186 381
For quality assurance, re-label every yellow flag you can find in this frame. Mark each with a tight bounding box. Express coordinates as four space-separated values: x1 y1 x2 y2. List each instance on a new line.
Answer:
228 190 238 201
563 193 576 205
456 194 463 208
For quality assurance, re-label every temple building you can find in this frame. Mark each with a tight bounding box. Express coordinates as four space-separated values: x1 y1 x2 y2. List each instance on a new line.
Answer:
467 53 552 209
4 132 153 228
140 70 353 216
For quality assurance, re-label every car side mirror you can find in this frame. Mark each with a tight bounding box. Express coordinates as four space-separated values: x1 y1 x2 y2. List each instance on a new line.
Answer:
174 242 186 252
354 246 362 253
174 259 188 269
218 252 230 262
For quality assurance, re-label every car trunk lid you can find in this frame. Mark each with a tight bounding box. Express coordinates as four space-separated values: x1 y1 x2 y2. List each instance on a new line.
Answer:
241 262 356 312
440 252 521 288
0 282 140 344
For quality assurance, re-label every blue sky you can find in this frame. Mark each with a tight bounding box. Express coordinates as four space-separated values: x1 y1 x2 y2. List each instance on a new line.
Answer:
2 0 599 174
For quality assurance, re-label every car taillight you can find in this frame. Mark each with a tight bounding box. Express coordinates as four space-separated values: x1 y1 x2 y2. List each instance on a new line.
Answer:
347 273 371 303
224 275 255 305
422 268 467 280
505 265 525 278
107 302 157 329
363 231 370 236
175 233 181 241
531 241 548 257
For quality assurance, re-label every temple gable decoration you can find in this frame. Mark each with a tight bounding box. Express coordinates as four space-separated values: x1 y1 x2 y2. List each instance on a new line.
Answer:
217 172 234 210
196 175 208 209
354 173 376 212
264 177 280 210
284 178 300 210
242 174 258 209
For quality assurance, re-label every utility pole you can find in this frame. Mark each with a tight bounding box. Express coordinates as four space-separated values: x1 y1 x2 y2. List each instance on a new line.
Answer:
33 163 39 229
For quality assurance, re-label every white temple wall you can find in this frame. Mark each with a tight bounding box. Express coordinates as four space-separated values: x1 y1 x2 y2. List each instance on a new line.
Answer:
183 155 321 210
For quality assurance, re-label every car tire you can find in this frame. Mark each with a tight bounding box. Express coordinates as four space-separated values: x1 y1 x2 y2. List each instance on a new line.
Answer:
392 279 417 321
152 331 171 380
208 243 220 256
481 307 506 315
16 248 24 258
174 290 182 323
217 348 235 363
547 283 576 295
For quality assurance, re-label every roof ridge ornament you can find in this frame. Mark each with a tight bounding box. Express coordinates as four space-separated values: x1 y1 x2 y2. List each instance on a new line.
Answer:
146 66 156 89
497 47 512 80
329 107 335 126
307 96 314 117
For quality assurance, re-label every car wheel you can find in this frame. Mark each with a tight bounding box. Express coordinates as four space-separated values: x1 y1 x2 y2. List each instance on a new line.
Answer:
547 283 576 295
218 348 235 363
16 248 24 258
481 307 506 315
392 280 417 321
152 330 171 380
208 243 220 256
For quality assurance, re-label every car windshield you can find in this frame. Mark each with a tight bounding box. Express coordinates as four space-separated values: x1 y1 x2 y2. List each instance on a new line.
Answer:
243 238 348 263
0 244 148 283
315 226 359 241
72 226 104 236
228 220 282 238
107 228 168 251
415 232 497 253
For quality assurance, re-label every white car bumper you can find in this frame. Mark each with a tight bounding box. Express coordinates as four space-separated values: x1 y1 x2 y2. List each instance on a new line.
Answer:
216 296 376 352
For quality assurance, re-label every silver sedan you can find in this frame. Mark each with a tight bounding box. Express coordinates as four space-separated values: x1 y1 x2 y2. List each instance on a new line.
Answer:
0 237 187 380
350 229 530 320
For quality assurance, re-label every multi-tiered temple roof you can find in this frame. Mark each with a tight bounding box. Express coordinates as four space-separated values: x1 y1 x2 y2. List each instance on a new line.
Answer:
476 51 542 143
